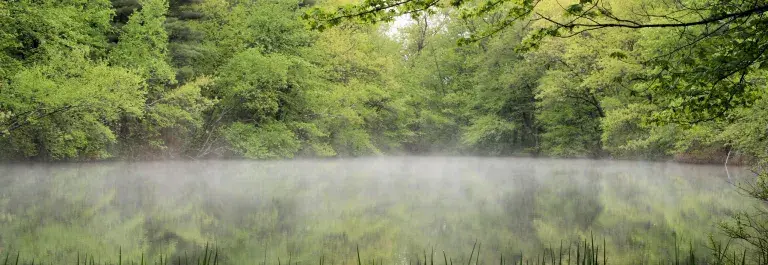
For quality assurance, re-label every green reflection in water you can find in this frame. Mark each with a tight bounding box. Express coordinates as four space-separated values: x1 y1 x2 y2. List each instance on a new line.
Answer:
0 157 757 264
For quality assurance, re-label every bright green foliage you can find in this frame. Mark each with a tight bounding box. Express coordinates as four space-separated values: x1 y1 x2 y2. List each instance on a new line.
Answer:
223 122 302 159
461 115 518 153
0 0 766 164
309 0 768 158
600 103 678 159
719 96 768 160
108 0 215 158
192 0 314 73
461 30 544 155
139 77 215 156
0 0 133 160
0 0 147 161
210 50 309 158
635 15 768 124
0 53 144 159
306 0 768 125
304 26 416 156
394 15 476 154
0 0 114 76
536 67 603 157
184 2 417 159
214 50 304 122
109 0 176 85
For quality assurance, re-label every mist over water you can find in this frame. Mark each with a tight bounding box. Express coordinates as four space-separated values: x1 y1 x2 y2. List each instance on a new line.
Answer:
0 157 757 264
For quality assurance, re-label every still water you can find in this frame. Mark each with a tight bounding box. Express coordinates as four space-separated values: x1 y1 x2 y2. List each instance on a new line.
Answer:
0 157 757 264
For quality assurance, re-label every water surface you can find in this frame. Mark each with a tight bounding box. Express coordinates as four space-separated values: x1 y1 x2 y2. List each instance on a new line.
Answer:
0 157 756 264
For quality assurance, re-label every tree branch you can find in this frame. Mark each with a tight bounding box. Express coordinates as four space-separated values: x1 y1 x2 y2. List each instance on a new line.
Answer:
541 4 768 30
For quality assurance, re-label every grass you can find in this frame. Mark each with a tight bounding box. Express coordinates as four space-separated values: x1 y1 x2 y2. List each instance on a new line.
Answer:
1 244 220 265
0 235 757 265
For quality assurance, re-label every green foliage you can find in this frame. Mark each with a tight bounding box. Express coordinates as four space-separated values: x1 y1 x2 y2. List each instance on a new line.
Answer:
640 18 768 124
0 0 766 164
718 95 768 160
214 50 304 121
600 103 678 159
0 0 114 75
193 0 313 73
303 26 417 156
3 0 768 263
109 0 176 84
0 52 145 159
223 122 302 159
461 115 518 154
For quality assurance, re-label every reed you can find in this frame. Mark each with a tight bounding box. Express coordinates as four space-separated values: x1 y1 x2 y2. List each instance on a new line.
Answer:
0 236 755 265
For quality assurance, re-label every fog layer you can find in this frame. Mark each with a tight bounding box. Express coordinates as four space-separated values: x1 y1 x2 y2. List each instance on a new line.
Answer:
0 157 755 264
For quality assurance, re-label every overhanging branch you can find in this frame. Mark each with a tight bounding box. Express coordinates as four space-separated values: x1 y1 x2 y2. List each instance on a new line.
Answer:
539 4 768 30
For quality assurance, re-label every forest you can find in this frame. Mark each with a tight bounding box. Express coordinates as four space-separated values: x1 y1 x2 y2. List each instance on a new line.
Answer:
1 0 766 163
2 0 768 264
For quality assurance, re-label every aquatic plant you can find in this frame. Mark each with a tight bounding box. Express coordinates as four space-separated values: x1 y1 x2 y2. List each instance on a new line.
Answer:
0 236 756 265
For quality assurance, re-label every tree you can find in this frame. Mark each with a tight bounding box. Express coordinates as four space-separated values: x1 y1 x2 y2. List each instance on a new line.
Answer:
304 25 418 156
109 0 176 84
0 0 114 77
166 0 208 84
459 26 544 155
0 0 147 160
109 0 212 158
305 0 768 123
0 52 145 159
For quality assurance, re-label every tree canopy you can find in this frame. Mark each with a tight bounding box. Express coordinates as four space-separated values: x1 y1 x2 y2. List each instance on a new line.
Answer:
0 0 765 166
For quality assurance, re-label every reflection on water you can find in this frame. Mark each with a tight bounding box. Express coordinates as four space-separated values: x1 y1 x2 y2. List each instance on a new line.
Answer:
0 157 757 264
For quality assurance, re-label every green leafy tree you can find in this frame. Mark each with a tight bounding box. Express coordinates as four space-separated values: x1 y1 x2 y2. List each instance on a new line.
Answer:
0 0 146 160
109 0 211 158
208 50 310 158
0 0 114 77
0 52 145 160
306 0 768 123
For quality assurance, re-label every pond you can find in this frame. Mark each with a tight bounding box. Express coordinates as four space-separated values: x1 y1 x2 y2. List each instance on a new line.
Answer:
0 157 757 264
